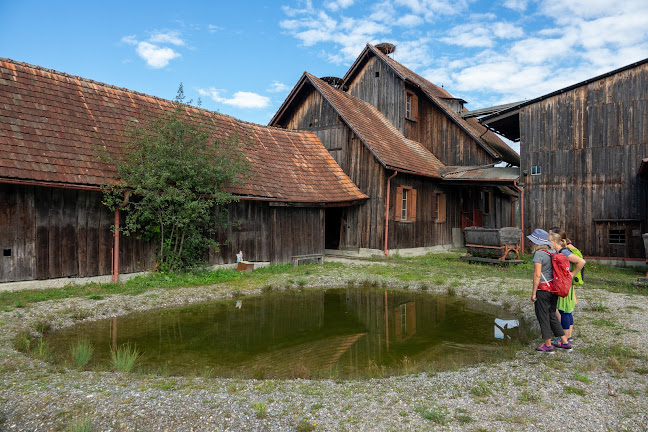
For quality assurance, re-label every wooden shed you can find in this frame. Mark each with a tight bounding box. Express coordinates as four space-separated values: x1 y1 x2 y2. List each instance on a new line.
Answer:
0 59 367 283
479 58 648 258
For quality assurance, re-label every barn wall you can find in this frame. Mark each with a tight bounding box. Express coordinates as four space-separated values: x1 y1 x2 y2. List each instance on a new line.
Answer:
214 201 325 264
0 183 156 283
520 63 648 257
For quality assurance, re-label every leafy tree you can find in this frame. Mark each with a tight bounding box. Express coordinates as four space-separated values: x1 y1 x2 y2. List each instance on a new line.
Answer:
103 84 249 272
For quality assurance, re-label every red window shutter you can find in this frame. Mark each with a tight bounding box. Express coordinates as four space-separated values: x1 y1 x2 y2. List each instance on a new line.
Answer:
409 189 417 221
395 187 403 221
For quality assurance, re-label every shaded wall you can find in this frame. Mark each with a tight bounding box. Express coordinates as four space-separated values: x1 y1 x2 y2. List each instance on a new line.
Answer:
520 63 648 257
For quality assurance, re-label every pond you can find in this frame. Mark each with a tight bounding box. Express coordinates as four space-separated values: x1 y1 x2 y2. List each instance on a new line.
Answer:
43 287 530 379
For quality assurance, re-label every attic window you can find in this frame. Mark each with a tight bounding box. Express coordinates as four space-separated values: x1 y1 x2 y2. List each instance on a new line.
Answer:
375 71 380 78
531 165 541 175
3 249 11 257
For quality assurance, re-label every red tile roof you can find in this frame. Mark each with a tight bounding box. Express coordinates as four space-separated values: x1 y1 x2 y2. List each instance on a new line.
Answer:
0 59 367 204
304 73 445 178
346 44 520 166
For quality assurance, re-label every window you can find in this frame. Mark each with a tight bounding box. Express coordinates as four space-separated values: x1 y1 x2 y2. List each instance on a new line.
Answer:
405 91 418 122
433 192 446 223
395 186 417 222
531 165 541 175
609 229 626 244
483 190 491 215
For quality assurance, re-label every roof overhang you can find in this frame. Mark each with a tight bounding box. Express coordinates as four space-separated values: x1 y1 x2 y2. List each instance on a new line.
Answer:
478 107 521 142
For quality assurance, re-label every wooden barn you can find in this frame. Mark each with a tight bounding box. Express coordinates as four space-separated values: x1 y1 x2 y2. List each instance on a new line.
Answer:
478 58 648 258
270 44 520 255
0 59 367 283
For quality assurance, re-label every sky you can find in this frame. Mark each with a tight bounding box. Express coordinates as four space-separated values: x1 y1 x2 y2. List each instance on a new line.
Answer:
3 0 648 155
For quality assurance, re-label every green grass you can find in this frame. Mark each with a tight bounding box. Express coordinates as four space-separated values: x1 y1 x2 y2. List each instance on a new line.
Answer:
252 401 267 418
518 389 541 403
415 405 449 424
70 340 94 368
1 253 644 310
67 412 92 432
573 373 592 384
470 381 494 398
564 385 587 396
111 343 141 372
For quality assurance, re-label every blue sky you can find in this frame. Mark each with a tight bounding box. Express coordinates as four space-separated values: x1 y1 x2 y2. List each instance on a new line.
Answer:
3 0 648 154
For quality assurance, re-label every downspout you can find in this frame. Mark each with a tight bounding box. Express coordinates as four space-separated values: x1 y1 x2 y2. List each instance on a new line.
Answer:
513 179 524 252
112 193 130 283
384 170 398 256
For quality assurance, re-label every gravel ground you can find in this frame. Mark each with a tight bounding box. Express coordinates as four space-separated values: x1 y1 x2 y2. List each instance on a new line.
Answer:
1 261 647 431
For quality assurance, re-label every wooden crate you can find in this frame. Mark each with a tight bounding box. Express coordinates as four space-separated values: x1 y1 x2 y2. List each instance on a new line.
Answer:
464 227 522 261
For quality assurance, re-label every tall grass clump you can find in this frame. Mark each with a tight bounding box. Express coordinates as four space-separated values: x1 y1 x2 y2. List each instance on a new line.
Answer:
70 340 94 368
111 343 141 372
67 412 92 432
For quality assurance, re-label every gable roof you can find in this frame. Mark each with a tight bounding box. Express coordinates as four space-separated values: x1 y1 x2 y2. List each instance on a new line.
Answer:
441 165 520 182
343 44 520 167
0 58 367 204
272 72 445 179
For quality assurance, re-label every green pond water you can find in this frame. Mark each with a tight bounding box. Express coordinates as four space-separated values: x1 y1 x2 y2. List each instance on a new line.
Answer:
43 287 529 379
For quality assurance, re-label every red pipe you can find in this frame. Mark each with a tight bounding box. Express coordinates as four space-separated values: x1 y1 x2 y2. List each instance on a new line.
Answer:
112 193 130 283
384 171 398 256
513 179 524 252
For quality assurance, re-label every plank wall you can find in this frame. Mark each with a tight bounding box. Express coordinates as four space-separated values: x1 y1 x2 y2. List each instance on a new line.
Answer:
520 63 648 257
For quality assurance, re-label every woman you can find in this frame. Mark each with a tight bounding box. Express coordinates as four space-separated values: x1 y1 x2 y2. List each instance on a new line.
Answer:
528 229 572 353
549 228 586 344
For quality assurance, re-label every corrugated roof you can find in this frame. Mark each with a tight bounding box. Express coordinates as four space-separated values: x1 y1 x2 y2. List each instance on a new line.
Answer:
441 165 520 182
305 73 445 179
0 58 367 204
345 44 520 167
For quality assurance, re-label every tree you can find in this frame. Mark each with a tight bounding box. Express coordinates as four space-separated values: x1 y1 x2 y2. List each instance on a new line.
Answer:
103 84 249 272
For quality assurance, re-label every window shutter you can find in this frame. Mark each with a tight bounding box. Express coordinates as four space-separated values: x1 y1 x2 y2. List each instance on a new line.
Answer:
432 192 438 221
411 93 418 122
395 187 403 221
439 193 446 222
409 189 417 221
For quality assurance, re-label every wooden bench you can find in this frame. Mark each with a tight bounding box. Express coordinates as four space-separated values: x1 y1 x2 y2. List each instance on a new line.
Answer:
291 254 324 266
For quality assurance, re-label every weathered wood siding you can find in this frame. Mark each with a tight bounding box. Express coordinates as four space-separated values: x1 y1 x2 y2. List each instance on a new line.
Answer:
520 63 648 257
346 56 496 166
0 184 156 282
214 202 325 264
1 184 327 282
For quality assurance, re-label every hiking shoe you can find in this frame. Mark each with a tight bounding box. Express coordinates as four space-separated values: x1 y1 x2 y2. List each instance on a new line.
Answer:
536 344 555 353
556 342 572 350
552 337 562 347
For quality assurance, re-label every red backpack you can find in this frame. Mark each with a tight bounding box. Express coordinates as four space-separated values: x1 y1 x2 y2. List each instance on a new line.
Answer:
541 249 572 297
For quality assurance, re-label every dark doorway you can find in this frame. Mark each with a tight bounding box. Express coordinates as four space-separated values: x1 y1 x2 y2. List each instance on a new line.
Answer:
325 207 344 249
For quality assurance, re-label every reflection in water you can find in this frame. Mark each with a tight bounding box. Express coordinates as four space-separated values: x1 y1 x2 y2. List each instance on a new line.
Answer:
44 287 527 379
494 318 520 340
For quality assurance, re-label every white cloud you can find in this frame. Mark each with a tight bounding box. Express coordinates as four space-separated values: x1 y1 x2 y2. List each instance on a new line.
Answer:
492 22 524 39
149 31 185 46
440 25 494 48
325 0 354 12
198 88 270 109
207 24 222 33
135 42 181 68
502 0 528 12
268 81 291 93
121 35 138 45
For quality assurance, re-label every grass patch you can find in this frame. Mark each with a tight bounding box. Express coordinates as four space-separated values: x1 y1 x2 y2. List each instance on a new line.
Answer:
573 373 592 384
470 381 494 398
252 401 267 419
111 343 141 372
415 405 449 425
518 389 541 403
70 340 94 368
296 418 316 432
564 385 587 396
590 318 616 327
67 412 92 432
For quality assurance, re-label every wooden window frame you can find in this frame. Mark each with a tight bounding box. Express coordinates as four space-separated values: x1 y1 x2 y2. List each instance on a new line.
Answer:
395 186 417 222
405 90 418 122
531 165 541 175
483 189 491 215
432 192 446 223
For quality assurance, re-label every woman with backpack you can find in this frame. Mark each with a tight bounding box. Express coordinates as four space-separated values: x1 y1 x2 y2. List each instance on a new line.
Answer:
528 229 572 353
549 228 586 345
